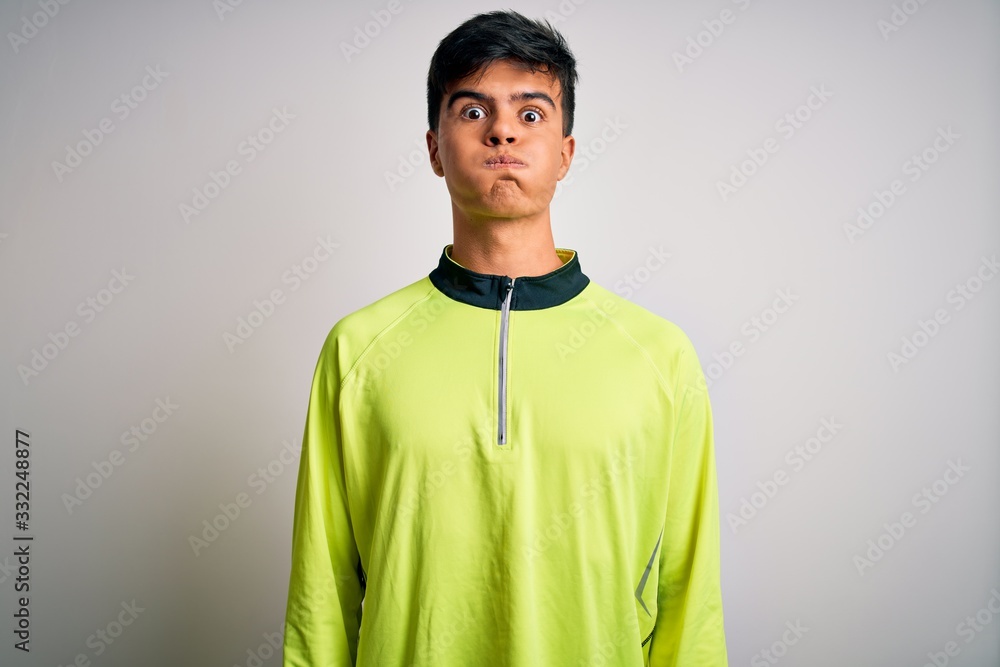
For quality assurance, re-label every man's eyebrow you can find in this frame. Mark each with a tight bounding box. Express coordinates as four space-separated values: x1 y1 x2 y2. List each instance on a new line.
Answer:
446 89 557 112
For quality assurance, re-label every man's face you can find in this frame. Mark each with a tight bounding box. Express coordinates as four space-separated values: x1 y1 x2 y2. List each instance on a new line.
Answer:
427 59 575 221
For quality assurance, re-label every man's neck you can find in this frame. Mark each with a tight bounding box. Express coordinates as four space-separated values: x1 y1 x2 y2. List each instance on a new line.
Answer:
449 207 566 278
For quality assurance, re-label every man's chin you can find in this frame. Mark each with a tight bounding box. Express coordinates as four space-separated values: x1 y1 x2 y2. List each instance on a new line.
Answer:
461 199 538 222
448 182 546 220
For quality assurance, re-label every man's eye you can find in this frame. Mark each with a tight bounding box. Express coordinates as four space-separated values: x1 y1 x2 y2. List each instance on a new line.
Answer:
459 107 544 123
522 109 542 123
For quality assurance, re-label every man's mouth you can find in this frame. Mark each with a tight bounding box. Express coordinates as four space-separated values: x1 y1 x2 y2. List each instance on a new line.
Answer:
484 154 526 168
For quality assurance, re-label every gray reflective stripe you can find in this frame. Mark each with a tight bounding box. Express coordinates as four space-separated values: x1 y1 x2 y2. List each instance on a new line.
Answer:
635 527 663 617
498 278 514 445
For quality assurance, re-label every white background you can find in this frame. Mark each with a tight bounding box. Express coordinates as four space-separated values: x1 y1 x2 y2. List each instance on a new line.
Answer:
1 0 998 665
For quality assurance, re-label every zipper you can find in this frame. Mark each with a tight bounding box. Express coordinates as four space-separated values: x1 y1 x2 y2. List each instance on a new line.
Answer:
498 277 515 445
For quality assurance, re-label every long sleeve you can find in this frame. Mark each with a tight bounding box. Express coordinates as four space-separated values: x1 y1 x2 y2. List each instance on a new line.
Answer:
283 335 365 667
648 348 729 666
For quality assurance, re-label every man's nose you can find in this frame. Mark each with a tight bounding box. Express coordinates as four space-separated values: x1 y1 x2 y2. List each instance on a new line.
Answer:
486 111 518 144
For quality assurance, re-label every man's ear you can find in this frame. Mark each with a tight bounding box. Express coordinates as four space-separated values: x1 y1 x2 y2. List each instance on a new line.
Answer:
427 130 445 177
556 134 575 181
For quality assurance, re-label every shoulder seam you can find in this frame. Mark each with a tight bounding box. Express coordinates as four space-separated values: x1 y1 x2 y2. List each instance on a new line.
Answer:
338 280 439 391
579 291 675 398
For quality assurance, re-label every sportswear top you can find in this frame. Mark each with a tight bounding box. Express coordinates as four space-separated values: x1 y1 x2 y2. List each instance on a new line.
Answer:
282 243 729 666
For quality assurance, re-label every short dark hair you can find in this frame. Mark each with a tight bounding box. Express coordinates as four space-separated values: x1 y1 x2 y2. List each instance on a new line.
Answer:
426 10 579 137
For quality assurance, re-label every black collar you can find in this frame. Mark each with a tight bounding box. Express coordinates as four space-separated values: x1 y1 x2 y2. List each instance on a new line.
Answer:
429 243 590 311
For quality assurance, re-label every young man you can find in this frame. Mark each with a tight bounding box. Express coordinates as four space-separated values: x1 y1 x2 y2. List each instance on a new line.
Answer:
283 10 728 666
